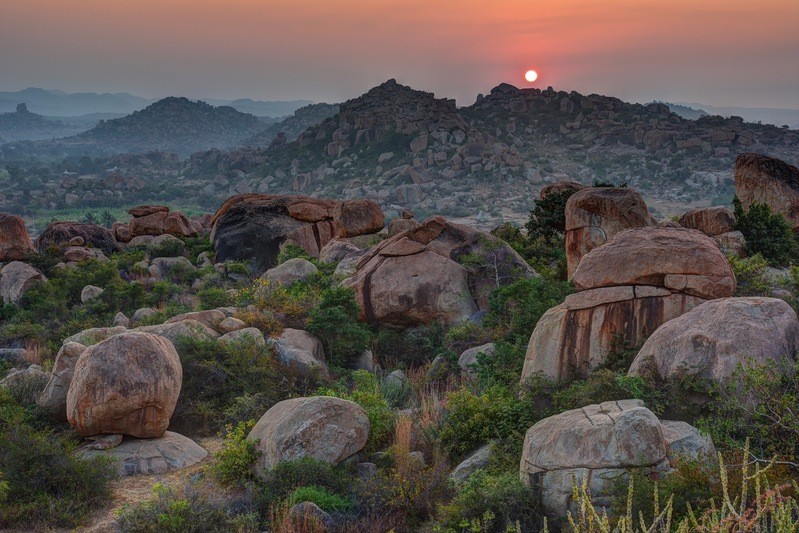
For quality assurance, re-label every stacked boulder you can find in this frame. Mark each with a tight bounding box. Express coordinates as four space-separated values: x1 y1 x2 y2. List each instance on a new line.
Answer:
36 221 119 255
520 400 714 518
113 205 202 243
521 227 735 382
564 187 654 278
210 194 385 272
343 216 537 328
734 153 799 231
0 213 34 261
678 206 745 256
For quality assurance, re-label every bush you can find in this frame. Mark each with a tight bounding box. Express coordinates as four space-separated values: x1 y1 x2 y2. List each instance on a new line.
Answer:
733 196 799 267
373 322 448 369
306 286 371 367
525 189 578 240
257 458 353 506
728 252 773 296
210 421 260 486
197 287 232 310
435 471 539 532
286 485 354 513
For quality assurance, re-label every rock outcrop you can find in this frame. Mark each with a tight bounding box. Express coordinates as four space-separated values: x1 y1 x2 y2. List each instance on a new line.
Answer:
35 221 119 254
564 187 654 278
344 216 536 327
734 153 799 231
628 297 799 388
0 261 47 304
77 432 207 476
521 227 735 382
66 332 182 438
210 194 384 272
248 396 369 479
0 213 34 261
678 206 736 237
114 205 200 242
519 400 713 518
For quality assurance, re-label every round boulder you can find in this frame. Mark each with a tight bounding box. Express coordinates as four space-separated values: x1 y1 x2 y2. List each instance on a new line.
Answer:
248 396 369 479
263 257 318 286
66 332 182 438
679 206 735 237
0 213 34 261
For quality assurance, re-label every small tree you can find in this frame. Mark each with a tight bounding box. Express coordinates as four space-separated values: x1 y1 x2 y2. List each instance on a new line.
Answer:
524 189 577 240
733 196 799 267
307 286 371 367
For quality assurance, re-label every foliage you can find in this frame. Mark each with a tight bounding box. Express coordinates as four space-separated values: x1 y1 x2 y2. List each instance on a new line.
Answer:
551 370 664 416
116 482 258 533
373 322 449 369
728 253 773 297
733 196 799 267
0 389 115 529
197 287 233 309
306 286 372 367
256 458 353 506
525 189 579 240
286 485 354 512
210 421 260 486
435 471 539 533
276 243 311 264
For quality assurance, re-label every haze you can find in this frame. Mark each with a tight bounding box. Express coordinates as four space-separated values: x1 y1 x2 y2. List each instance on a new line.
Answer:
2 0 798 108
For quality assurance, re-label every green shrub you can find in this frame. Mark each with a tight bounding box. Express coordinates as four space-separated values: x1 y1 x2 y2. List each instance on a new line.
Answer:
551 370 663 415
257 458 353 506
306 286 372 367
197 287 232 310
286 485 354 512
728 253 773 296
373 322 448 369
277 243 310 264
435 471 539 532
733 196 799 267
525 189 578 240
210 421 260 486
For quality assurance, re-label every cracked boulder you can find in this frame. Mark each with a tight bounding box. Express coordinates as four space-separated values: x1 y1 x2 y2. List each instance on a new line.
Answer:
734 153 799 232
343 216 536 328
519 400 712 519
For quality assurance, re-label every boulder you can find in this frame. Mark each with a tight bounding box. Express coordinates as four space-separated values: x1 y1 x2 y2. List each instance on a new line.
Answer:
247 396 370 478
132 307 158 323
77 432 207 477
387 218 420 237
80 285 104 303
64 326 127 346
519 400 710 517
679 206 736 237
662 421 716 462
458 342 496 375
35 221 119 255
263 258 318 286
67 332 182 438
0 261 46 305
319 239 362 263
734 153 799 231
450 444 493 484
539 181 586 199
134 319 220 345
343 217 536 327
268 328 328 377
129 211 168 237
218 327 266 348
165 309 226 331
38 342 87 420
148 256 196 280
63 246 107 263
0 213 34 261
286 502 336 532
0 364 48 392
714 230 747 257
628 297 799 388
112 312 131 328
218 317 246 334
128 205 169 218
564 187 654 278
521 227 735 382
210 194 384 273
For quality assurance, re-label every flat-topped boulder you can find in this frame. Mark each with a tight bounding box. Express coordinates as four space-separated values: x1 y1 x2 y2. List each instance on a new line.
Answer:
211 194 385 272
734 153 799 231
629 297 799 388
0 213 34 261
77 432 207 477
564 187 654 278
344 216 536 327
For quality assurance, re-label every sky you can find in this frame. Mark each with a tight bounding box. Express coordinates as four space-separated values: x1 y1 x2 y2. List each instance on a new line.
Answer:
1 0 798 108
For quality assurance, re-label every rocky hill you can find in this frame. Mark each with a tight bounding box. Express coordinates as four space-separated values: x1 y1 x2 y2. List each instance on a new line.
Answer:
240 102 340 148
0 103 88 143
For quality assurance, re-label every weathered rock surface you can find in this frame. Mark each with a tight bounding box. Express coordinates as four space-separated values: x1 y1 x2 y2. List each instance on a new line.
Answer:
450 444 493 483
134 319 220 345
628 297 799 387
458 342 496 375
679 206 736 237
0 261 46 304
248 396 370 479
268 328 328 377
64 326 127 345
211 194 384 272
564 187 654 278
77 432 207 477
0 213 34 261
520 400 710 517
38 341 86 419
80 285 104 303
319 239 363 263
344 216 536 327
35 221 119 254
218 327 266 348
734 153 799 231
66 332 182 438
0 364 48 392
263 257 318 286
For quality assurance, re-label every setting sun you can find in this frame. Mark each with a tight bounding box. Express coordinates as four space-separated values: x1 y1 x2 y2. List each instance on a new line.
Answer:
525 69 538 82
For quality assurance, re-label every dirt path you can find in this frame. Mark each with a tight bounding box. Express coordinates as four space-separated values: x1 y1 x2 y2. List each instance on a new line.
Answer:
77 436 223 532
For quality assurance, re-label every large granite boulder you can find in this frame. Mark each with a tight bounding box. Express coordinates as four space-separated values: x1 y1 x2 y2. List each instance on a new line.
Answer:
734 153 799 231
0 214 34 261
248 396 369 479
127 205 198 239
679 206 736 237
628 297 799 387
35 221 119 254
0 261 47 305
539 181 586 199
77 432 207 477
38 341 87 420
211 194 385 272
268 328 329 377
520 400 713 518
521 227 735 382
564 187 654 278
66 332 182 438
344 216 536 327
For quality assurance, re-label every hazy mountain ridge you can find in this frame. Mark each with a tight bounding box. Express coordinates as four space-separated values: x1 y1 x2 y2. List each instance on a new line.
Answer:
0 103 89 143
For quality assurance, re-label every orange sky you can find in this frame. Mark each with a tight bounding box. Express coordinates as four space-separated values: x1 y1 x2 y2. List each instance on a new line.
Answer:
2 0 798 107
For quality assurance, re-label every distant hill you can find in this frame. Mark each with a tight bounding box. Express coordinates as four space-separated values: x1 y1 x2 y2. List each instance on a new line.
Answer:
0 103 88 142
205 98 314 118
658 102 708 120
677 102 799 129
241 102 340 147
0 88 153 116
2 97 267 157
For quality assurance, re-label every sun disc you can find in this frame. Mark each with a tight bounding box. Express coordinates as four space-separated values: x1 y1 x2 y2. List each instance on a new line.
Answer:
525 70 538 82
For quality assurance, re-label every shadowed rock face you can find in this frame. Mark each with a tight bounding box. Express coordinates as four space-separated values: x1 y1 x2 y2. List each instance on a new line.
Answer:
522 227 736 382
343 216 537 328
734 153 799 231
564 187 654 278
211 194 384 273
36 221 119 254
679 206 735 237
0 213 34 261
